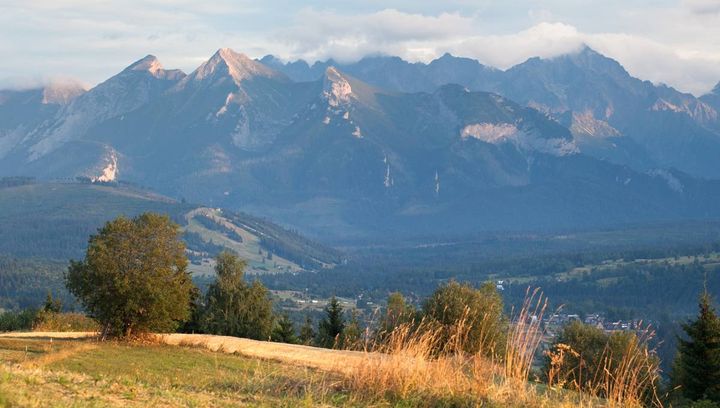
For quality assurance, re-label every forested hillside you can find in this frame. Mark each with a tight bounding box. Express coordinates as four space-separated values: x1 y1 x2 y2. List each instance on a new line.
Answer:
0 180 341 310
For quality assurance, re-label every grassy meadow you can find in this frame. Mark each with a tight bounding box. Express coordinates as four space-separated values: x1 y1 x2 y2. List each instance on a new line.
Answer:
0 329 657 408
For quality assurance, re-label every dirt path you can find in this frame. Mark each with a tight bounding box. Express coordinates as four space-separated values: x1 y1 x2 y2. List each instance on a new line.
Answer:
157 333 376 374
0 332 375 375
0 331 98 339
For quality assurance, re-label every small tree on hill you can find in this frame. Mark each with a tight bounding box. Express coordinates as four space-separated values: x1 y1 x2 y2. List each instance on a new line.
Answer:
343 309 363 350
271 314 298 344
43 291 62 313
317 296 345 348
66 213 195 339
202 252 275 340
299 315 315 345
673 290 720 402
378 292 416 339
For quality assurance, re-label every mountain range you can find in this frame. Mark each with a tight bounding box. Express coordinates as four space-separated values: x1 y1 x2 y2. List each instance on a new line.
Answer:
2 46 720 240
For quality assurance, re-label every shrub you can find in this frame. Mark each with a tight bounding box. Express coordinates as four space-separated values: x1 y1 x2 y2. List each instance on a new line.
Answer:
33 311 99 332
544 321 661 406
422 281 506 356
0 309 37 332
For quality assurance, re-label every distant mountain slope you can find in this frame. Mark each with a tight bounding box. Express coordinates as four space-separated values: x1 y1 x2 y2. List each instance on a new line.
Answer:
701 82 720 112
2 48 720 240
0 180 341 273
265 47 720 179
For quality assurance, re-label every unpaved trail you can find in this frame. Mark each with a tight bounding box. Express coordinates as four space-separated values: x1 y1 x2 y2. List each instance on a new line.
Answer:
157 333 376 374
0 331 98 339
0 332 376 374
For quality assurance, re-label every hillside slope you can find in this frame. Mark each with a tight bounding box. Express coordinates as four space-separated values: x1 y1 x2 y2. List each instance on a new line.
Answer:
0 180 340 271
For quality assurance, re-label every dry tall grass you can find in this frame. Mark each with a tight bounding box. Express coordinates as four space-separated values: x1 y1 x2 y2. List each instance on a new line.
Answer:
343 315 491 403
504 287 547 382
545 324 661 407
344 288 662 407
596 331 662 407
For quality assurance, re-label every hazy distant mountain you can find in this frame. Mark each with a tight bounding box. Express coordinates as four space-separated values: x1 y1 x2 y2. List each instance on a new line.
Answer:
266 47 720 179
2 48 720 240
701 82 720 112
0 81 85 160
261 52 501 93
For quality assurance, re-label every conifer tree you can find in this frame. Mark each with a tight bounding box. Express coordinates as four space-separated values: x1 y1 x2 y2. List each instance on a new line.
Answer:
317 296 345 348
673 290 720 402
43 291 62 313
299 314 315 345
271 313 298 344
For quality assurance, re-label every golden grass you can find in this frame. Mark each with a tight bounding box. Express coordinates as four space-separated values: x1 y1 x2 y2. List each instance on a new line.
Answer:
344 288 662 407
545 327 661 407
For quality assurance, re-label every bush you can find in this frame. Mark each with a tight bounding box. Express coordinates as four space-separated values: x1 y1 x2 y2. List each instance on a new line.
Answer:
33 311 99 332
422 281 506 356
544 321 660 406
0 309 37 332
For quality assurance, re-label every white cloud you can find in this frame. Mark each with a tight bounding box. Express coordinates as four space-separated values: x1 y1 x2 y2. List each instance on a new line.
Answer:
0 2 719 95
275 8 475 62
450 22 585 68
274 9 720 95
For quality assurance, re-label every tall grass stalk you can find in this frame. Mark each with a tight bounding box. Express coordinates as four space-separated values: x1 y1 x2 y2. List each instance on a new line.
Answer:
342 287 662 407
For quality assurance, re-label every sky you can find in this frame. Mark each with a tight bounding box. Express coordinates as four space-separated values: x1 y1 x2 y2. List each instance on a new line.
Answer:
1 0 720 95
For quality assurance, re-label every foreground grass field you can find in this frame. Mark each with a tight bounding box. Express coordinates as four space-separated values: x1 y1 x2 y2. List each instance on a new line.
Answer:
0 336 352 407
0 333 634 407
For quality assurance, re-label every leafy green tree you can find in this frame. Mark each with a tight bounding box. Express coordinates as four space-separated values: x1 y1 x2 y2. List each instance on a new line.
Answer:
271 313 298 344
673 291 720 402
299 315 315 345
422 281 506 356
66 213 194 338
343 309 363 350
202 252 275 340
543 321 610 385
317 296 345 348
379 292 416 336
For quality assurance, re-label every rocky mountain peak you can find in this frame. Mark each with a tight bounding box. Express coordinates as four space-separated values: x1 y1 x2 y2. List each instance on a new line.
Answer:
125 55 162 73
121 55 185 81
322 67 353 107
188 48 283 85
